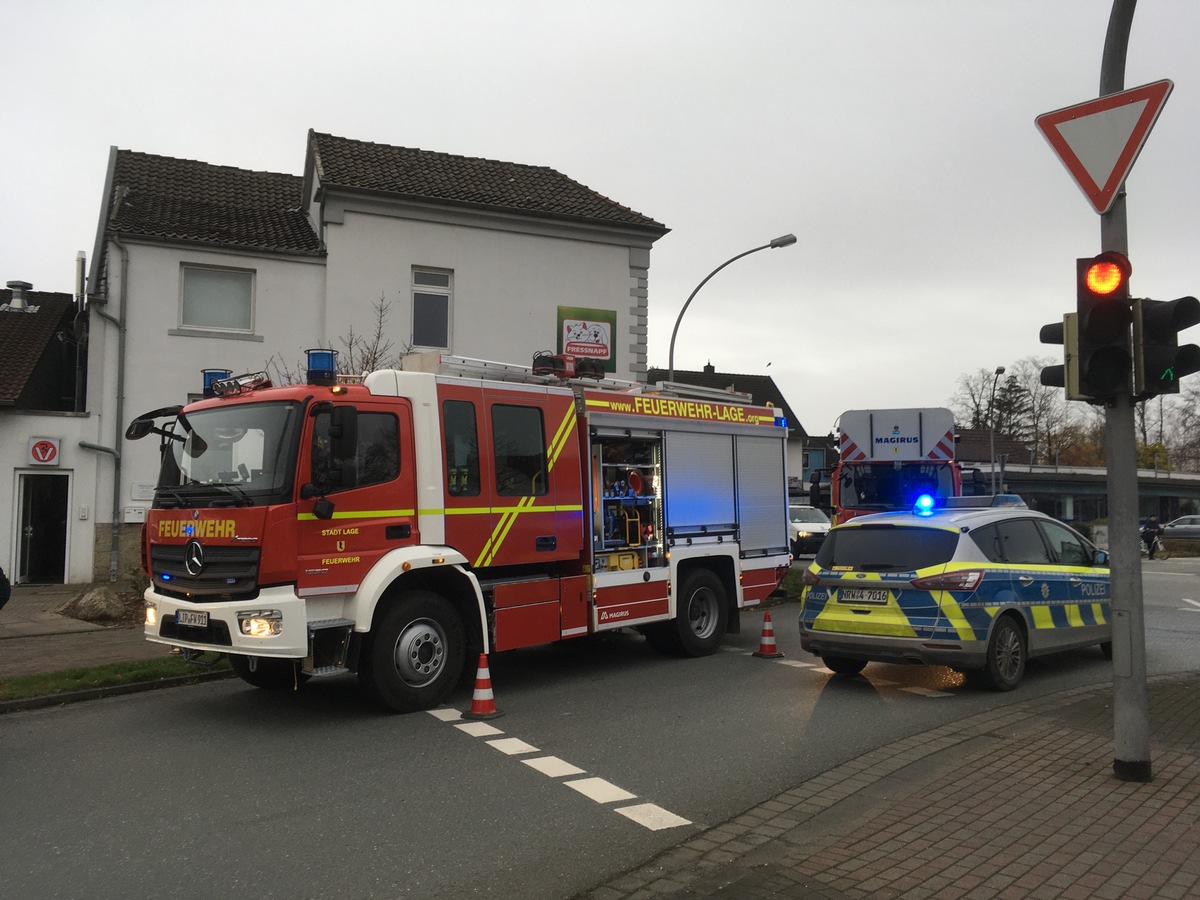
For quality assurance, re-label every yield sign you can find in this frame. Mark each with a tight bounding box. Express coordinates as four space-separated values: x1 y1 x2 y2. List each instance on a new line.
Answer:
1036 79 1173 214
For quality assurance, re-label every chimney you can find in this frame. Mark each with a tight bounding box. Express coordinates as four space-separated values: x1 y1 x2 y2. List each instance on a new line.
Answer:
6 280 32 311
703 361 715 374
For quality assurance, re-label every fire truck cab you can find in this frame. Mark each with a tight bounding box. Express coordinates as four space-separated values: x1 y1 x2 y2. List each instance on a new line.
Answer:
128 352 790 712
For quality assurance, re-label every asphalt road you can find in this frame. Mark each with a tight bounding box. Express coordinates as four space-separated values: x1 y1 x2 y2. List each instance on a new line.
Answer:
1 561 1196 899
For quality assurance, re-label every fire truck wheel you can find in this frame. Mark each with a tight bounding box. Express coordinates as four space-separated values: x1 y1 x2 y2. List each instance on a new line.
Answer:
228 654 308 690
673 569 729 657
360 592 465 712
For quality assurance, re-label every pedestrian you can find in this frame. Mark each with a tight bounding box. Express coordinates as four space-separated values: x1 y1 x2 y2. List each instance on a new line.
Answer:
0 564 10 612
1142 515 1164 559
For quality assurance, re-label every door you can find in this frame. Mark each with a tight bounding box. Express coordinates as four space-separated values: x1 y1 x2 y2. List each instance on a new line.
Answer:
17 472 69 584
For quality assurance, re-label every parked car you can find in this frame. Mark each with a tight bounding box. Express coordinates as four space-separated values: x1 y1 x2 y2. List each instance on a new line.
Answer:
1162 515 1200 541
788 503 831 556
798 502 1110 690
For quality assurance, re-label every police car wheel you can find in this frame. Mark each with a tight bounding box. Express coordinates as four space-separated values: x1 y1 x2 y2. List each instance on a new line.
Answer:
360 591 465 713
980 615 1026 691
822 655 867 676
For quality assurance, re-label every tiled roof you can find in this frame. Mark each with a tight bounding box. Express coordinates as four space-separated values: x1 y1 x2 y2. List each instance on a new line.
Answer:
955 427 1032 465
106 150 322 255
309 131 668 233
0 290 74 406
646 366 806 438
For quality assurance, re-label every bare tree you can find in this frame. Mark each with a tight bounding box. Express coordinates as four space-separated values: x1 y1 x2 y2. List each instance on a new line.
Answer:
266 295 410 384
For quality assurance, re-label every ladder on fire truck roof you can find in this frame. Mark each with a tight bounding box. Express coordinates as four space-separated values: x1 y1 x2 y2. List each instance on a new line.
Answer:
401 352 755 404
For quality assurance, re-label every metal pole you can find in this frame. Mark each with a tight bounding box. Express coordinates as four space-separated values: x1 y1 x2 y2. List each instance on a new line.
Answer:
1100 0 1151 782
666 234 796 383
988 366 1005 494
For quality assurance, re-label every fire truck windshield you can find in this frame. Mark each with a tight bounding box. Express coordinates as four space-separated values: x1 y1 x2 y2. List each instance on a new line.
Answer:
840 462 955 510
155 401 303 508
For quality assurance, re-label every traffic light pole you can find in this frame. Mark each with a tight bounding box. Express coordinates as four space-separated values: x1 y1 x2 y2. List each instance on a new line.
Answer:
1100 0 1152 782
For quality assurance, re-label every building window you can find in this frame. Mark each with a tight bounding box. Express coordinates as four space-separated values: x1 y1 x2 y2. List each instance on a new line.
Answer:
181 266 253 332
412 268 451 349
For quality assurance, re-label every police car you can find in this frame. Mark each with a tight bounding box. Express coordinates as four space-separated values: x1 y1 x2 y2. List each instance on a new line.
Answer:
798 496 1111 690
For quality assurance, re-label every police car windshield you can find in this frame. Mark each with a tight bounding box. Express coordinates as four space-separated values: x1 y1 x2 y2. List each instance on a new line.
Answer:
814 524 958 572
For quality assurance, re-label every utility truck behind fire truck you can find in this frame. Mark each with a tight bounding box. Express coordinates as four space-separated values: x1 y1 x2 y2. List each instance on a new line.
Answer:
813 408 976 525
127 352 790 713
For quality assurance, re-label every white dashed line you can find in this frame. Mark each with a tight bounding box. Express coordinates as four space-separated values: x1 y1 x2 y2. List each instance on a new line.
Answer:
565 777 637 804
487 737 539 755
900 686 952 697
616 803 693 831
523 756 586 777
426 709 692 831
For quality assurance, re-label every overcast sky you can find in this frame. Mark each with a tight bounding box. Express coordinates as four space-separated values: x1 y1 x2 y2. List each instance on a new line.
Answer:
4 0 1199 437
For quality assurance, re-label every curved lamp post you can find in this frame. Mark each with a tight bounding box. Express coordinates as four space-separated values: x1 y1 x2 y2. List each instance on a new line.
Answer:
666 233 797 383
988 365 1006 494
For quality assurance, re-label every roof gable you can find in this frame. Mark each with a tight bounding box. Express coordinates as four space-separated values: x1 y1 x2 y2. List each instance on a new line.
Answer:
0 291 75 407
646 366 806 438
308 131 667 233
106 150 322 255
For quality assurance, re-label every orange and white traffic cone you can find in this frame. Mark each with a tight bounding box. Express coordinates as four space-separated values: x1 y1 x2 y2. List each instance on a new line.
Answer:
752 610 784 659
463 653 503 720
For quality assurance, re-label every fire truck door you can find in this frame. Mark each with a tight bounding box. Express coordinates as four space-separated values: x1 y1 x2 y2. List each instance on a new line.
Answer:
296 400 417 596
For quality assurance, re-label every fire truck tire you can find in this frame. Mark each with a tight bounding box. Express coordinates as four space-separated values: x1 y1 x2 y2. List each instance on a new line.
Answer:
228 654 309 690
672 569 728 657
359 591 465 713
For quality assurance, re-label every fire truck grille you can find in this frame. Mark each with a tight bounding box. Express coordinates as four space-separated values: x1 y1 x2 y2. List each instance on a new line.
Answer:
151 545 261 601
157 617 233 647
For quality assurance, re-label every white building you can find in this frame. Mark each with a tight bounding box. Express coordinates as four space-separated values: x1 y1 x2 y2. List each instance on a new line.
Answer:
37 131 668 583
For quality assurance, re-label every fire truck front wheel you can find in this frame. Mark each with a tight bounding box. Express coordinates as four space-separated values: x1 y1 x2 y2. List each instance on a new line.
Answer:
360 592 466 713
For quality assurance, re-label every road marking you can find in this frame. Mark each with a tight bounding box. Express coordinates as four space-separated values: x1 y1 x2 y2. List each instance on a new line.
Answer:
487 737 538 755
426 709 692 830
900 686 952 697
566 777 637 803
616 803 693 831
1182 598 1200 611
523 756 586 777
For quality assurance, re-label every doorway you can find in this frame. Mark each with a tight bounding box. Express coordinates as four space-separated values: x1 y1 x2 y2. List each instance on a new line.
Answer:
17 471 69 584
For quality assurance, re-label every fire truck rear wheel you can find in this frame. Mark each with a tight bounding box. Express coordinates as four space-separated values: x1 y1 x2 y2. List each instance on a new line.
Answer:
673 569 728 657
360 592 465 713
228 654 309 690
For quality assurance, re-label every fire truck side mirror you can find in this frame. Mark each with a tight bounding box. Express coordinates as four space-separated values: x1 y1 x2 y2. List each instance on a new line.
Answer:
329 406 358 460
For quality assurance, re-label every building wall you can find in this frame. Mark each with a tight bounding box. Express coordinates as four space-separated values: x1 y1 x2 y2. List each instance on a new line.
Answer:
320 197 652 380
0 410 99 583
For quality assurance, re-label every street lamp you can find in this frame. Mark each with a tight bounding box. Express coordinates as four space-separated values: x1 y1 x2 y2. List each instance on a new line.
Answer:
666 233 797 383
988 365 1006 494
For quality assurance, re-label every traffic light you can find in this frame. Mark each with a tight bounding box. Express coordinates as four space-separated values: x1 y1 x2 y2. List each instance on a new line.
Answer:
1133 296 1200 397
1075 252 1133 400
1039 314 1083 399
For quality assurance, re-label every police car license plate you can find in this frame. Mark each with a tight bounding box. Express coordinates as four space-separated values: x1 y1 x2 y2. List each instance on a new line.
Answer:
176 610 208 627
839 588 889 605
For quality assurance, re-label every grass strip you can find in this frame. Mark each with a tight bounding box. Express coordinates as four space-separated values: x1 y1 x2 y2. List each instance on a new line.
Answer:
0 656 230 702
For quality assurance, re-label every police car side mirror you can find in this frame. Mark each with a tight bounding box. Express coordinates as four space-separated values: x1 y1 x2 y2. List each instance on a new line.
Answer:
1093 549 1109 567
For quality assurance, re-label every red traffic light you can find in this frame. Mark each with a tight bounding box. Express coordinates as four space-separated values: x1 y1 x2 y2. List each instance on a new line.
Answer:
1082 252 1131 296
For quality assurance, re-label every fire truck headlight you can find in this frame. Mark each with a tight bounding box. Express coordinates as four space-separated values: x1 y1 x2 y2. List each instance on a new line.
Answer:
145 602 157 627
237 610 283 637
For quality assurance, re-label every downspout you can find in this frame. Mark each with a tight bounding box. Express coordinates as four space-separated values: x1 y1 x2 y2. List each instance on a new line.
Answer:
82 236 128 582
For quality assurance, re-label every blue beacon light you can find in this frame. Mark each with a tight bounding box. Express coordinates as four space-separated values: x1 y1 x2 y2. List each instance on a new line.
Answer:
914 493 936 516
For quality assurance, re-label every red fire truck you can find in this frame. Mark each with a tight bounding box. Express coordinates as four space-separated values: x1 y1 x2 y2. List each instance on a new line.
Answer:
127 352 790 712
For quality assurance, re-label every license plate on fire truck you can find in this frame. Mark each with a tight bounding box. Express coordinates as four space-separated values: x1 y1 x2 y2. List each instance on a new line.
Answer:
176 610 209 627
839 588 889 605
